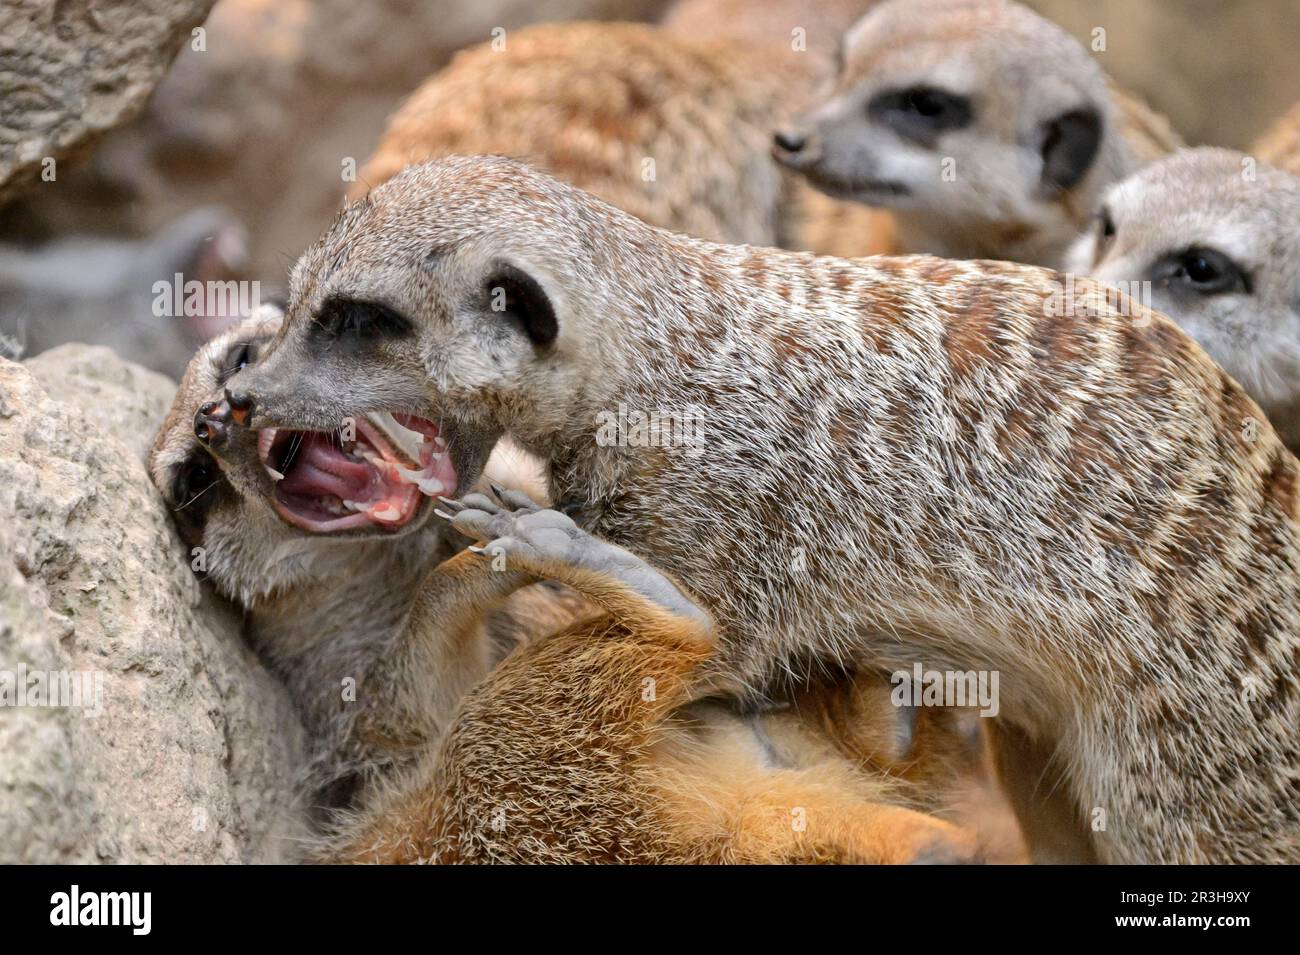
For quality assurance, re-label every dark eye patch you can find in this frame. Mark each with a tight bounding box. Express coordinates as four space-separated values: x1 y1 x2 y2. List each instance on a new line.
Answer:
310 296 413 348
169 450 226 545
869 86 973 145
1153 247 1253 297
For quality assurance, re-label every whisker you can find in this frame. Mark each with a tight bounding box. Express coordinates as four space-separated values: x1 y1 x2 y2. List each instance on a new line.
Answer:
175 479 222 513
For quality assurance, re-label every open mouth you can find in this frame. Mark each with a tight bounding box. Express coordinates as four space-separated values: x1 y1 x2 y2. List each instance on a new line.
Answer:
257 412 457 534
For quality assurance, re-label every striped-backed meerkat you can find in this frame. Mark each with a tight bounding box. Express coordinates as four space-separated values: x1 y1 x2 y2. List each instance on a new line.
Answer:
773 0 1183 267
1068 147 1300 453
1254 100 1300 176
227 156 1300 863
152 313 988 863
350 17 894 257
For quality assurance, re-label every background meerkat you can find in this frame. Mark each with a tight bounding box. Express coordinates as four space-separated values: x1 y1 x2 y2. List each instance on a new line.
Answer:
1069 147 1300 453
661 0 880 89
1253 100 1300 176
228 156 1300 863
153 312 994 862
773 0 1183 267
351 17 894 256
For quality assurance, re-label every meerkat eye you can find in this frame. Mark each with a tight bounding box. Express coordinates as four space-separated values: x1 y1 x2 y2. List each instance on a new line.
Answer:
217 340 256 385
1168 248 1252 296
312 296 413 345
169 450 226 543
870 86 973 142
1093 207 1117 262
173 453 219 506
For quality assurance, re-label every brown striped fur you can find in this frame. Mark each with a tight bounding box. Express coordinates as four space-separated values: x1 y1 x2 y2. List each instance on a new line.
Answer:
232 155 1300 862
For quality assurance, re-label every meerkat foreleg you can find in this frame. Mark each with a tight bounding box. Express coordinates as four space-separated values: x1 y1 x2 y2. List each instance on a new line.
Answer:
352 544 533 759
436 486 714 649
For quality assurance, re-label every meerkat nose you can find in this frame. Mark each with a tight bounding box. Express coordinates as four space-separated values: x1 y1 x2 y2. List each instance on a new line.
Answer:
224 388 256 427
773 129 808 154
194 399 233 448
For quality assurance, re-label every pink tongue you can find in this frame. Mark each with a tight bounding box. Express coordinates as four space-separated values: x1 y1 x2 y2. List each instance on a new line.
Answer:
277 436 374 501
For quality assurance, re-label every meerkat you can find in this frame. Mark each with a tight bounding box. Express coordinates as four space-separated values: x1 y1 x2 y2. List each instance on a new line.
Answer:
1068 147 1300 454
227 156 1300 863
1253 100 1300 176
350 18 894 256
153 311 989 863
772 0 1183 267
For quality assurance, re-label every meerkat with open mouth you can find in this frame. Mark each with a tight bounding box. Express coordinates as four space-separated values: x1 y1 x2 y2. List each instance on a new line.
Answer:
772 0 1182 267
226 156 1300 863
152 309 990 863
1069 147 1300 453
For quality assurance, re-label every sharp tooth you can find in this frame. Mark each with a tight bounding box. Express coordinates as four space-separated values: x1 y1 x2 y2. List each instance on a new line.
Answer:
342 498 402 522
367 411 427 463
392 463 425 483
265 463 285 482
416 477 445 496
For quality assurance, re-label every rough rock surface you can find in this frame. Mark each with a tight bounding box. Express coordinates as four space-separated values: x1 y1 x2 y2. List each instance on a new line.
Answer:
0 344 304 863
0 0 217 205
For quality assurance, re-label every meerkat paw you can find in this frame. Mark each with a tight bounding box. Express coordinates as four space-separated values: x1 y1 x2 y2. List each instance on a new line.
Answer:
436 485 709 626
436 484 583 566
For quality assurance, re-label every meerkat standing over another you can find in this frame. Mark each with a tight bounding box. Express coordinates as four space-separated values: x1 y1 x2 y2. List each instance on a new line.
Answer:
1254 100 1300 176
1069 147 1300 452
154 313 989 863
229 157 1299 863
773 0 1183 267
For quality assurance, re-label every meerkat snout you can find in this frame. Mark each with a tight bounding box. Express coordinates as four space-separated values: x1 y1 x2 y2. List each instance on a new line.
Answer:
1072 146 1300 450
772 127 813 159
775 0 1139 266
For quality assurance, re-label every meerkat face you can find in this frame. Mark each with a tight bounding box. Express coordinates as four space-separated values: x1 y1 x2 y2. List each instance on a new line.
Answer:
1072 148 1300 419
773 0 1112 239
150 305 448 603
226 157 613 486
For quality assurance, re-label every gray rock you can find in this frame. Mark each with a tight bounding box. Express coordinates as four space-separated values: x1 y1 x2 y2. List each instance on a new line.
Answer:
0 0 217 205
0 344 305 863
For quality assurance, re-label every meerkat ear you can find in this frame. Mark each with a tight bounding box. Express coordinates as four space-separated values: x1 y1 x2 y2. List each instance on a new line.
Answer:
483 261 558 347
1039 106 1103 193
